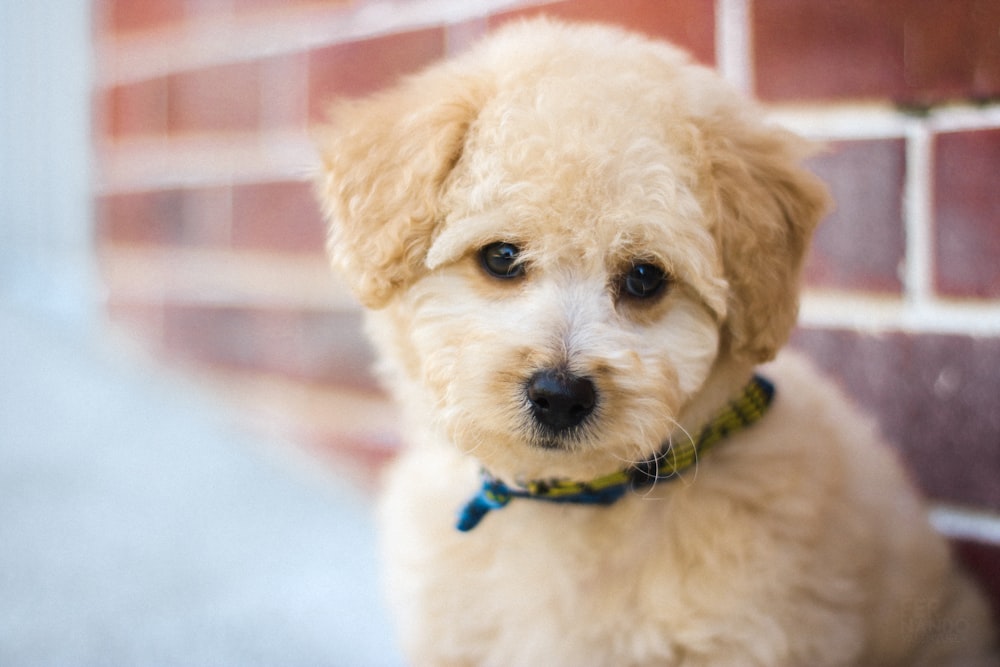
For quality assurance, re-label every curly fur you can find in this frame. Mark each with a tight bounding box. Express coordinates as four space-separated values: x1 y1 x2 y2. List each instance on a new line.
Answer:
316 19 997 666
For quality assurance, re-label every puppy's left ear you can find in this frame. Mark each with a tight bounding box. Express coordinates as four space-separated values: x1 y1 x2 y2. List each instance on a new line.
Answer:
315 68 488 308
703 119 830 363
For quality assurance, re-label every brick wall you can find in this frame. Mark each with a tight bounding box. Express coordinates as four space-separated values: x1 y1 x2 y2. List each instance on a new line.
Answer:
93 0 999 608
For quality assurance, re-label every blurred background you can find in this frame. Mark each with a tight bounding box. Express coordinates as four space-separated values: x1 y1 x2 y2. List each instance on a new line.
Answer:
2 0 998 664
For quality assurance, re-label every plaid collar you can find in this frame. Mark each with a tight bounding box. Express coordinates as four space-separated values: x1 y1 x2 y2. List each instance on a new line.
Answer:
456 375 775 531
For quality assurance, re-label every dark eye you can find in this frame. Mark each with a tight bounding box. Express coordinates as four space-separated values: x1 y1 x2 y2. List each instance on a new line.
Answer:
480 242 524 279
622 263 668 299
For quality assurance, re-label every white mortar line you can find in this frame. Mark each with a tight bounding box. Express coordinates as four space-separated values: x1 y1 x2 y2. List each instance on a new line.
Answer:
902 117 935 307
767 104 910 141
99 246 359 311
769 102 1000 142
929 504 1000 545
800 292 1000 337
96 0 537 86
715 0 752 94
798 293 904 334
95 132 320 193
925 103 1000 133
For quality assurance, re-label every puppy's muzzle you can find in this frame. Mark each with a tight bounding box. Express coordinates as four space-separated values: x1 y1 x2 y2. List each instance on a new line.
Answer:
525 368 596 434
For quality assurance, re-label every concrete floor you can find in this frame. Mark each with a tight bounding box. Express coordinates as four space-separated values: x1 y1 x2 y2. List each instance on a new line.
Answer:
0 305 404 666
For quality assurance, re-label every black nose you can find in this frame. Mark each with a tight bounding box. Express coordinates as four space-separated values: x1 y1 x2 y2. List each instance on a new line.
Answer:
526 369 596 433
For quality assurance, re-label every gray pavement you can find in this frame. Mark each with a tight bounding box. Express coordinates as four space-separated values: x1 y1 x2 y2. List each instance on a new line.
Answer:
0 306 404 666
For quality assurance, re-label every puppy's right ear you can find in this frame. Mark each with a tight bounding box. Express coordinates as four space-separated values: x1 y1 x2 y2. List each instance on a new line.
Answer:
315 68 487 308
701 117 829 364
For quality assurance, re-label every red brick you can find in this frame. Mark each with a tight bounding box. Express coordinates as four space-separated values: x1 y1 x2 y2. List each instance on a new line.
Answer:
791 329 1000 511
294 310 376 389
104 0 184 33
259 53 310 130
903 0 1000 103
161 305 377 389
96 190 187 245
952 539 1000 621
308 28 446 119
310 433 400 484
489 0 715 66
167 62 262 134
231 181 327 252
447 17 489 57
753 0 906 102
97 187 233 247
803 139 906 293
969 1 1000 98
184 186 235 246
753 0 1000 104
902 2 975 99
162 305 277 375
933 128 1000 299
105 78 169 138
181 0 234 19
104 299 165 347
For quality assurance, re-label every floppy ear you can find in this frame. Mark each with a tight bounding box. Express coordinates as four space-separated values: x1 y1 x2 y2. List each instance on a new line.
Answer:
703 121 830 363
314 67 488 308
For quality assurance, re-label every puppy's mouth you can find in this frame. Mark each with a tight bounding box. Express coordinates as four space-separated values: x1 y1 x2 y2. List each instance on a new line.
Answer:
532 436 579 451
525 427 596 453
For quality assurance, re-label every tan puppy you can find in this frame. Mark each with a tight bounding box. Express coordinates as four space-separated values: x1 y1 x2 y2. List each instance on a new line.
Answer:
316 19 996 666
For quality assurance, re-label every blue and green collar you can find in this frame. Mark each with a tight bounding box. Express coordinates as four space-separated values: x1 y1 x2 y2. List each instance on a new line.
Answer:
457 374 775 531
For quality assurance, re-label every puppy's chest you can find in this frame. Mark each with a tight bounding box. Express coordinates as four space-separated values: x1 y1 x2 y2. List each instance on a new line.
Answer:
432 507 687 663
382 451 691 660
481 507 650 586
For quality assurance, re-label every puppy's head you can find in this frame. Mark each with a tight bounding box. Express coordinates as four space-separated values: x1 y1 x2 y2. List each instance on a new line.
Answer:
316 20 828 479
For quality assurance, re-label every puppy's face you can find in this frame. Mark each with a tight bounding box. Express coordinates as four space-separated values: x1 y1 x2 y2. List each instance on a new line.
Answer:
399 103 725 478
317 21 828 479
